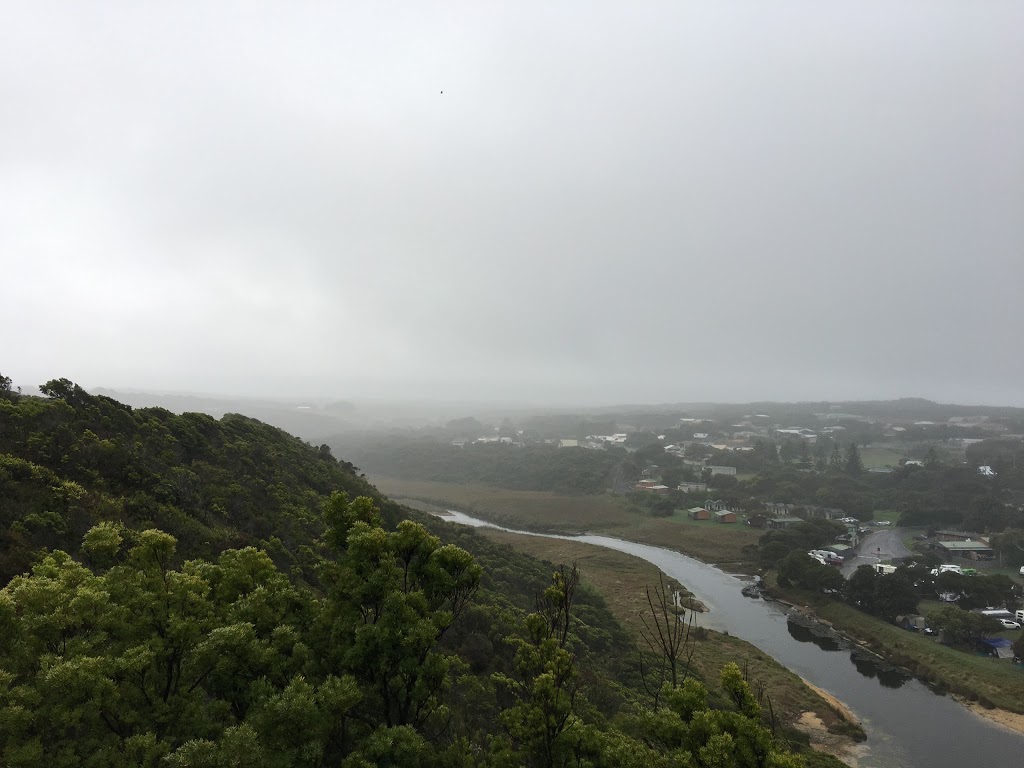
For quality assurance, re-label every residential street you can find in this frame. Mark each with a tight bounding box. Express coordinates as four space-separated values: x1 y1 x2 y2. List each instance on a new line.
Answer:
840 528 914 578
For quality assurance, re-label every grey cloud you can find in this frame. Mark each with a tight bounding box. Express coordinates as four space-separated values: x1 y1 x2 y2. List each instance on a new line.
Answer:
2 1 1022 405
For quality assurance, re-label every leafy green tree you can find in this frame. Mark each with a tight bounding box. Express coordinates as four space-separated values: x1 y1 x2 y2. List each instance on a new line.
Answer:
495 565 582 768
927 606 1001 648
843 566 917 620
778 552 844 593
318 493 481 733
610 665 804 768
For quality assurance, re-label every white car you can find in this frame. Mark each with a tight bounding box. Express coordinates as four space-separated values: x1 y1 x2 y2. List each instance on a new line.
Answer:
998 618 1021 630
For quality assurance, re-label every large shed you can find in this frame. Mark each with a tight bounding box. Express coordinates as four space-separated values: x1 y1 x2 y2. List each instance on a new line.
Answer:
936 540 994 561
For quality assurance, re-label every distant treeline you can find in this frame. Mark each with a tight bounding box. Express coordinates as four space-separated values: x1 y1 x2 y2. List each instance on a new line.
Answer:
351 439 628 494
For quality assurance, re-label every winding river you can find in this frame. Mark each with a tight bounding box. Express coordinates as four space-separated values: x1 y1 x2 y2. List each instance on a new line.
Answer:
439 510 1024 768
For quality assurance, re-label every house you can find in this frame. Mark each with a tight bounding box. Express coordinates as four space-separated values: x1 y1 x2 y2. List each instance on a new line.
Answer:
688 507 711 521
746 514 769 529
677 482 707 493
978 465 997 476
558 439 578 448
714 510 737 523
801 506 845 521
775 428 817 440
766 516 805 530
704 499 729 511
636 482 671 494
693 432 710 439
764 502 796 517
706 465 737 477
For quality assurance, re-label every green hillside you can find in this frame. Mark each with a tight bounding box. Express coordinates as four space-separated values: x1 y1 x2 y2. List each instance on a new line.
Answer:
0 378 830 767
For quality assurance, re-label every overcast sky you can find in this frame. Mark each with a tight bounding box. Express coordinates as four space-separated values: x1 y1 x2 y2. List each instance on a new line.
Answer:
3 1 1022 405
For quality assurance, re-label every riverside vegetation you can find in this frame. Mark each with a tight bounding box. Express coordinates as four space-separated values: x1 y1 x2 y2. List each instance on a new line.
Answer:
0 377 842 767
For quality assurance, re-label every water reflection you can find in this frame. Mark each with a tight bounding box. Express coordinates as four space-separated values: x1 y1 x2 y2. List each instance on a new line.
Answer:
850 654 912 689
786 620 842 651
785 618 912 689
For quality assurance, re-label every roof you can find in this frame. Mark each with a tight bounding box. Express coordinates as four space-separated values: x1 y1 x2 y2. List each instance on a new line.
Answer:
938 541 993 551
770 516 805 524
713 510 735 517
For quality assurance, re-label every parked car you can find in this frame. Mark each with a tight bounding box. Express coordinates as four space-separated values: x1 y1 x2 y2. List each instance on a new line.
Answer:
998 618 1021 630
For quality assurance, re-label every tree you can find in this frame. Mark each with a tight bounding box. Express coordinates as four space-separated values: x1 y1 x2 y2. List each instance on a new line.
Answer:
778 439 800 464
843 566 918 620
606 664 803 768
844 443 864 476
0 372 14 400
928 606 1001 648
828 443 844 473
495 565 583 768
659 466 684 489
319 495 481 732
797 440 811 467
923 446 940 469
990 528 1024 568
637 575 695 701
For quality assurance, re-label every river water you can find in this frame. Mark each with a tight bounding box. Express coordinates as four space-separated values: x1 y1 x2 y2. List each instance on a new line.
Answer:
439 510 1024 768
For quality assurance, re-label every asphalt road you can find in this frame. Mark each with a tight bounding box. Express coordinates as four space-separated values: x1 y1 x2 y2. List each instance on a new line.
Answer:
840 527 914 578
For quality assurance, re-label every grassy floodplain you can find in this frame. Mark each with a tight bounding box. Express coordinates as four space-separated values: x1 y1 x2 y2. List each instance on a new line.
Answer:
373 475 761 566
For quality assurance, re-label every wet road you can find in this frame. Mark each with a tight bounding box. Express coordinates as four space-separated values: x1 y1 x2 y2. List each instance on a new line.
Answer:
841 527 914 578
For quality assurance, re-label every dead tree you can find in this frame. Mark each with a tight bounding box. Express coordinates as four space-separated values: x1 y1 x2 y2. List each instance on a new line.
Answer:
637 573 696 705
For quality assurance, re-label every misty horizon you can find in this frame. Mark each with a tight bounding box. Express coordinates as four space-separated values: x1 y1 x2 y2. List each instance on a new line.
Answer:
4 2 1022 406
